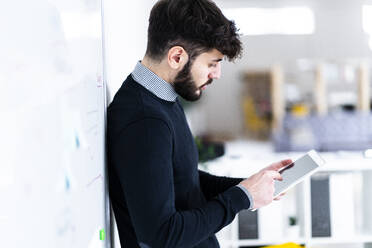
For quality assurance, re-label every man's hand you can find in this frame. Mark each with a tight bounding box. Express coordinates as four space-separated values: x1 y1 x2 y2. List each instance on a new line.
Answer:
239 159 292 209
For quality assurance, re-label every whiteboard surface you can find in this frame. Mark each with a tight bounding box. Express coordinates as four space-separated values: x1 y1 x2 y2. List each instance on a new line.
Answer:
0 0 109 247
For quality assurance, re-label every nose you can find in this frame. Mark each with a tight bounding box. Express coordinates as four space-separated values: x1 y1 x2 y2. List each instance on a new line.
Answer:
209 63 221 79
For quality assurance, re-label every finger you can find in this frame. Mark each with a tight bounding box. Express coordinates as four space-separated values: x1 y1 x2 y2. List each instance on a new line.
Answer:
263 170 283 181
265 159 293 171
274 192 286 200
272 171 283 181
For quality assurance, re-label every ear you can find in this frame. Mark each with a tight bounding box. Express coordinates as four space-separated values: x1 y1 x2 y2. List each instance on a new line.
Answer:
167 46 189 70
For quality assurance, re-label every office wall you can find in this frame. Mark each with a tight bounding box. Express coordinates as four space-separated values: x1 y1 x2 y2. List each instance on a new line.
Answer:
103 0 157 103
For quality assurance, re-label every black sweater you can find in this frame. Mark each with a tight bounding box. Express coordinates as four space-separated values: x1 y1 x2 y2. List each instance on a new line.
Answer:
107 75 250 248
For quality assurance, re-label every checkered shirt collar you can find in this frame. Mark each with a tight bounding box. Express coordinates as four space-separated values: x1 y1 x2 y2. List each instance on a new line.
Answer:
131 61 178 102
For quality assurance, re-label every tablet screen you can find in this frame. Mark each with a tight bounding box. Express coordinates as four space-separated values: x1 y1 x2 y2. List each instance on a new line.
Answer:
274 154 320 197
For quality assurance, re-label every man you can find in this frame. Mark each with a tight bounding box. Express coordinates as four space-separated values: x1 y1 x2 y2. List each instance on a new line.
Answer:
107 0 292 247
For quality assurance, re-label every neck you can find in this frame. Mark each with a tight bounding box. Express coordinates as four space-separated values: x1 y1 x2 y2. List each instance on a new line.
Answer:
141 56 176 84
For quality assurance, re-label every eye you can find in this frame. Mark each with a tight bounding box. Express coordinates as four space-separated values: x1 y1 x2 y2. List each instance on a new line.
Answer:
208 63 218 68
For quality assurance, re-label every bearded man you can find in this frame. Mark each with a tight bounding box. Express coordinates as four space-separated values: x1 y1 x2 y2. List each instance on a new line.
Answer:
107 0 291 247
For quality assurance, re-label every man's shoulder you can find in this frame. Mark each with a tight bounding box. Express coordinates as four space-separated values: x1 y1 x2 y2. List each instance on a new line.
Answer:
107 74 175 130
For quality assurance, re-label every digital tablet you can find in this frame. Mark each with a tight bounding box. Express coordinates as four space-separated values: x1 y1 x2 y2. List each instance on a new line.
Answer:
274 150 325 198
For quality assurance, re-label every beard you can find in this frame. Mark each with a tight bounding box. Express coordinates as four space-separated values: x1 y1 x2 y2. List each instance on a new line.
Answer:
173 60 212 102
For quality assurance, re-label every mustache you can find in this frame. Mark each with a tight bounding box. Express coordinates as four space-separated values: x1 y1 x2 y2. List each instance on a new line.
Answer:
200 79 213 88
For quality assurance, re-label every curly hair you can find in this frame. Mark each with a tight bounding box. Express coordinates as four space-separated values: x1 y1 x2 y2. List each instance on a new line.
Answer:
145 0 242 62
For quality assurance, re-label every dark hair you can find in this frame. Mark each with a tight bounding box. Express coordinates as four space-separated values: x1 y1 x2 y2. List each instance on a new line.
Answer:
146 0 242 62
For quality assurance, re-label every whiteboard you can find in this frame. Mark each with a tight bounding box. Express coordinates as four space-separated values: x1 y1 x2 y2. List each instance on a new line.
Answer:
0 0 110 247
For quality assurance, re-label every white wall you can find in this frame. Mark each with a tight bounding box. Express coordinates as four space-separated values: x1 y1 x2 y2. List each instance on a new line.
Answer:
103 0 157 103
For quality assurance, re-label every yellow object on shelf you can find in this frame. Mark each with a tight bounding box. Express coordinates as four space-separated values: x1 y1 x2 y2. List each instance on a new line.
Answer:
291 104 309 117
242 97 270 139
262 242 304 248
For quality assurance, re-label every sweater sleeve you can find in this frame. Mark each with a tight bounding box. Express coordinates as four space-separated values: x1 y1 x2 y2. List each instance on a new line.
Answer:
110 118 250 248
198 170 244 200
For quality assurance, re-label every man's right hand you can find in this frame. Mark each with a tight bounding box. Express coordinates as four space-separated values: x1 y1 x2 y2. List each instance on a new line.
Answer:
238 159 292 209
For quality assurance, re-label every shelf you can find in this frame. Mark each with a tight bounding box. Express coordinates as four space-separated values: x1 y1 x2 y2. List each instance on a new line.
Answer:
308 235 372 244
319 162 372 172
210 141 372 248
234 238 307 246
218 236 372 247
205 141 372 177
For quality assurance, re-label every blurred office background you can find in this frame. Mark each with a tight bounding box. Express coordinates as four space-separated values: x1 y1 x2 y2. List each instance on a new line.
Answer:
105 0 372 138
2 0 372 247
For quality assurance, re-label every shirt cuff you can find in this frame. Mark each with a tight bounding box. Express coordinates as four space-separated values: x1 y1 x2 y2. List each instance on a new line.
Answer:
235 185 254 210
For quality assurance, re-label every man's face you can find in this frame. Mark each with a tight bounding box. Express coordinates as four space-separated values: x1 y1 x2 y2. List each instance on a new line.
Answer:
173 49 223 101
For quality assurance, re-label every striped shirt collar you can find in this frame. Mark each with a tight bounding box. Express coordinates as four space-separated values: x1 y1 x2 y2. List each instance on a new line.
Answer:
131 61 178 102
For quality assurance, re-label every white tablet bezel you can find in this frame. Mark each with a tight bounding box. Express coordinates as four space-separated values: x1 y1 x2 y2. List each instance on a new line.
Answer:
274 149 326 198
